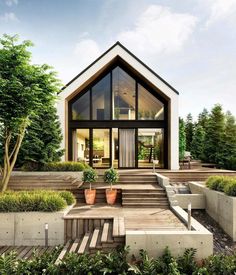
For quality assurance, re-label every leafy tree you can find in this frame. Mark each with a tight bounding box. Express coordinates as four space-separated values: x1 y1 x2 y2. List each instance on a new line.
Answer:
16 105 63 169
0 34 61 191
185 113 194 152
191 125 205 159
220 111 236 170
179 118 186 160
204 104 225 164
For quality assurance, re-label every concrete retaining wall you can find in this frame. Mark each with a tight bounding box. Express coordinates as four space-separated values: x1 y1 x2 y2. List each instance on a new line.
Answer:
126 230 212 260
189 182 236 241
0 205 73 246
175 194 206 209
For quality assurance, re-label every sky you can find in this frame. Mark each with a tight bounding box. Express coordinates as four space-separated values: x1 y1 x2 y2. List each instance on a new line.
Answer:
0 0 236 119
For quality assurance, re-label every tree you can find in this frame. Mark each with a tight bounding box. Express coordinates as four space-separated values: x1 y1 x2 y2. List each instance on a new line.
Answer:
185 113 194 152
198 108 209 130
16 104 63 169
179 118 186 160
220 111 236 170
191 125 205 160
0 34 61 191
204 104 225 164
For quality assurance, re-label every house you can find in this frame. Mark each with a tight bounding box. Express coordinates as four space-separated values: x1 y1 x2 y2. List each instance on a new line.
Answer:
57 42 179 169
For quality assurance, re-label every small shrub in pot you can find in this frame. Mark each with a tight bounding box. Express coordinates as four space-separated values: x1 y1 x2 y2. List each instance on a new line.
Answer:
104 168 119 205
82 168 97 205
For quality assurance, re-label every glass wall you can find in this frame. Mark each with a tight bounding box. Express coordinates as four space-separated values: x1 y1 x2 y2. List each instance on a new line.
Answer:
72 129 90 164
112 67 136 120
72 91 90 120
92 74 111 120
138 84 164 120
138 129 164 168
92 129 110 167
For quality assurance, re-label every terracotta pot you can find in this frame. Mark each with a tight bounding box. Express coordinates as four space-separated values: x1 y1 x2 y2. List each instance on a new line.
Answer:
106 189 117 205
84 189 96 205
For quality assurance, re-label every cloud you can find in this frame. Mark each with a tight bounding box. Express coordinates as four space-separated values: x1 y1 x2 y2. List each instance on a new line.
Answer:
5 0 18 6
116 5 198 55
0 12 19 22
205 0 236 27
74 38 101 68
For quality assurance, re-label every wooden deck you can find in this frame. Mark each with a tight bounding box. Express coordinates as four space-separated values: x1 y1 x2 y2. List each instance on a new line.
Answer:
67 204 187 231
0 246 55 259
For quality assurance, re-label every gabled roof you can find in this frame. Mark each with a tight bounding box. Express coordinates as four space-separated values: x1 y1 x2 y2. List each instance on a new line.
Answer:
61 41 179 98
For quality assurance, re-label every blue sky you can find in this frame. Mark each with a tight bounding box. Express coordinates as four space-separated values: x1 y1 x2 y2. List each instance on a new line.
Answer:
0 0 236 119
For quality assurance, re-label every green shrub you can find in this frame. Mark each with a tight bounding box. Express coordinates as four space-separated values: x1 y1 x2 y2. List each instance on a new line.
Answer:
59 191 76 205
0 190 75 212
104 168 119 189
206 176 225 191
206 176 236 196
224 179 236 196
41 161 87 171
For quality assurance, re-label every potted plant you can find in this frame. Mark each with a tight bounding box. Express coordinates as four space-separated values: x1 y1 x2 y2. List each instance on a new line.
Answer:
104 168 119 205
83 168 97 205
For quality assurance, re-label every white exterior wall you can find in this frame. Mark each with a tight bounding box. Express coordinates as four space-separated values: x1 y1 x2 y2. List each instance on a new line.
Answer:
57 43 179 169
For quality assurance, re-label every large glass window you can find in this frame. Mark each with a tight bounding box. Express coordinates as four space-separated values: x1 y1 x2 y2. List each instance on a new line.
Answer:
72 129 90 164
72 92 90 120
93 129 110 167
112 67 136 120
138 129 164 168
92 74 111 120
138 84 164 120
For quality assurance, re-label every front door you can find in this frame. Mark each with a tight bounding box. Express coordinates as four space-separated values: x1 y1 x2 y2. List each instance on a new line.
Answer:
119 129 135 168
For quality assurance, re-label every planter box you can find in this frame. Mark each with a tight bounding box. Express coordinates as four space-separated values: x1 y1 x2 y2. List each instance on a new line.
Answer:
0 205 73 246
189 182 236 241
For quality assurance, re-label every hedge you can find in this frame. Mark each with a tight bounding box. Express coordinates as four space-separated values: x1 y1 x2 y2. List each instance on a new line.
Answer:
0 190 75 212
206 176 236 196
41 161 89 171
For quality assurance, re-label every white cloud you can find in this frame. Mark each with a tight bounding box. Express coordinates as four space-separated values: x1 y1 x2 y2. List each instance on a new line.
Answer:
116 5 198 56
0 12 19 22
5 0 18 6
74 38 101 68
205 0 236 27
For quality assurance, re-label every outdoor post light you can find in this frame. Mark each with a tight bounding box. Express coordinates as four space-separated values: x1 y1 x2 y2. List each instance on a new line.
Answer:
188 203 191 231
45 223 49 247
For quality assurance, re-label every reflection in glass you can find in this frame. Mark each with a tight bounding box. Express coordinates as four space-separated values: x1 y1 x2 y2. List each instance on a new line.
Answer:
92 74 111 120
112 67 136 120
93 129 110 167
138 84 164 120
112 128 118 168
73 129 90 164
72 92 90 120
138 129 164 168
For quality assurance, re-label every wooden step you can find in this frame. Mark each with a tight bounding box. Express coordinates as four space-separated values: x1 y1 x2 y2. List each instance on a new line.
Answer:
101 222 109 243
69 238 80 253
122 192 166 197
55 240 71 265
122 202 169 208
122 197 168 202
78 233 90 254
89 228 100 249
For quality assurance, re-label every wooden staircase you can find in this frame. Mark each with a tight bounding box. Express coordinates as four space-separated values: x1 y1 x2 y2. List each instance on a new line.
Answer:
120 174 169 208
61 217 125 258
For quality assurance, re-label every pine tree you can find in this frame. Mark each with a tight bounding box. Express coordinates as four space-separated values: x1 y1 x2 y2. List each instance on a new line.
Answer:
17 104 64 169
198 108 209 130
185 113 194 152
204 104 225 164
191 125 205 160
179 118 186 160
220 111 236 170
